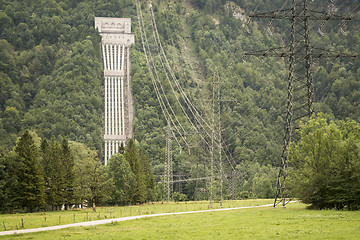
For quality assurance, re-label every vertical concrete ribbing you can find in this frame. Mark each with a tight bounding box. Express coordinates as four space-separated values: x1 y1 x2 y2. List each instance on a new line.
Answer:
117 77 122 135
102 44 107 70
104 77 108 135
108 77 111 135
114 44 117 70
108 141 111 161
106 44 110 72
118 44 121 71
115 76 118 136
104 141 108 165
121 76 125 135
121 45 125 70
110 44 113 70
111 77 114 135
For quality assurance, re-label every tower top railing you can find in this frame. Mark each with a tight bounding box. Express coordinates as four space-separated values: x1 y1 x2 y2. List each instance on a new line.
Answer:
95 17 132 33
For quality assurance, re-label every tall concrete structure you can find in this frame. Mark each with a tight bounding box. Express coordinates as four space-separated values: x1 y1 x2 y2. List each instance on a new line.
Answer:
95 17 135 164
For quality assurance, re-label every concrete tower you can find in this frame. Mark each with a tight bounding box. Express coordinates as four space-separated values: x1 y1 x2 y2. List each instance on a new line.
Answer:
95 17 135 165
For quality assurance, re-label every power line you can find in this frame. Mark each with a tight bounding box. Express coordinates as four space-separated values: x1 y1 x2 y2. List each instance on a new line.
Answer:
148 4 215 142
136 0 190 149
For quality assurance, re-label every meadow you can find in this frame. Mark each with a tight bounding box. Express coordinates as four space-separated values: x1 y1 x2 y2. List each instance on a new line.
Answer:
0 199 272 231
1 200 360 239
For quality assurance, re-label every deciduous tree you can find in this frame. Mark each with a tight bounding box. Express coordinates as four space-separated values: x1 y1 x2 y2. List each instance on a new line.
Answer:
288 115 360 210
107 153 136 205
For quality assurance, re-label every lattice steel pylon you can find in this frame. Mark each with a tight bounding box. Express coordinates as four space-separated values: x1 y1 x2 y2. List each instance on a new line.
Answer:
246 0 355 207
164 122 173 201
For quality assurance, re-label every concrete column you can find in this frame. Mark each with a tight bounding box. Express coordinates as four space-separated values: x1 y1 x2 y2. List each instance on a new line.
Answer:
108 141 111 159
111 77 114 135
121 44 125 70
104 141 108 165
121 76 125 135
118 44 121 71
108 77 111 135
104 77 108 135
108 141 111 161
114 44 119 70
114 76 118 136
110 44 114 70
106 44 110 72
127 46 133 138
115 141 119 154
118 77 122 135
102 44 107 70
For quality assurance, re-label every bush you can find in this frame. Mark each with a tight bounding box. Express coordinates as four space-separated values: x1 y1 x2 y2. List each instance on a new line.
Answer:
173 192 188 202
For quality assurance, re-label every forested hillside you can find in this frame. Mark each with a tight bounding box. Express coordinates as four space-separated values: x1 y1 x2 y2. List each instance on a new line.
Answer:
0 0 135 151
0 0 359 200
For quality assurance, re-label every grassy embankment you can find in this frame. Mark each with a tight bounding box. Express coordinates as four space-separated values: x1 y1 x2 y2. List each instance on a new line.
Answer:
2 201 360 239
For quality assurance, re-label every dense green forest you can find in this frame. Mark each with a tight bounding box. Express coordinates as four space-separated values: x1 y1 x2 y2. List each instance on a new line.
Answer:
0 0 359 205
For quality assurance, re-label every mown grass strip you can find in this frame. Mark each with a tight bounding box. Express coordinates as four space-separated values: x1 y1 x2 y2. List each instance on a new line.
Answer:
2 202 360 240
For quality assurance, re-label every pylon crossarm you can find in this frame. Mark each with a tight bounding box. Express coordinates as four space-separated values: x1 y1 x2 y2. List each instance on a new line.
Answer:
245 47 359 59
245 47 290 57
308 10 352 21
311 52 359 59
250 8 293 19
250 9 352 21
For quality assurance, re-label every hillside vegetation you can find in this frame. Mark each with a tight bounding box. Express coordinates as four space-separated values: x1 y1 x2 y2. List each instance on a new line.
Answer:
0 0 359 201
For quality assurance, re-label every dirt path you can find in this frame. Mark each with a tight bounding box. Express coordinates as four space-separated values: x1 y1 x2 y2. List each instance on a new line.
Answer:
0 202 296 236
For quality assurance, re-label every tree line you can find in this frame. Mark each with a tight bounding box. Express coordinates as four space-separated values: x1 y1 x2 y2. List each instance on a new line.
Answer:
0 130 155 213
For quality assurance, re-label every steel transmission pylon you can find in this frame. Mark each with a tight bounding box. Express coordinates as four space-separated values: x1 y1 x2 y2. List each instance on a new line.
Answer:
246 0 355 207
164 122 173 201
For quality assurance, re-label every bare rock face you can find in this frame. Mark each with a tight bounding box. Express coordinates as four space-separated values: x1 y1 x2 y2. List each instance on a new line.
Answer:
224 1 248 26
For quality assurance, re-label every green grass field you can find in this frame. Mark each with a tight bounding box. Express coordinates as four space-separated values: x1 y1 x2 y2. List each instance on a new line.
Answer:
0 199 272 231
1 201 360 239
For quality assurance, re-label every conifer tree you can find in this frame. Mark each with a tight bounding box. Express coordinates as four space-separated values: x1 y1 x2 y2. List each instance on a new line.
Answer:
0 150 18 212
0 149 9 212
139 149 156 201
118 142 125 154
42 137 65 210
14 130 45 212
125 139 146 203
40 139 52 207
62 138 75 209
